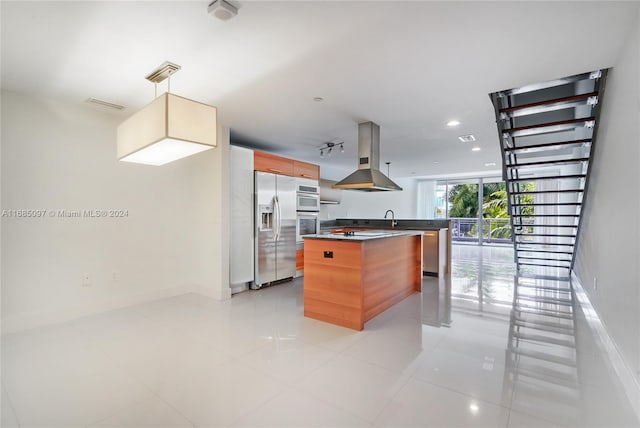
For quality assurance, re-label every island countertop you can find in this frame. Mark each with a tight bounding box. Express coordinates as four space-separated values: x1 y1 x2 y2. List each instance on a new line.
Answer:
303 231 422 330
304 230 423 242
320 218 450 231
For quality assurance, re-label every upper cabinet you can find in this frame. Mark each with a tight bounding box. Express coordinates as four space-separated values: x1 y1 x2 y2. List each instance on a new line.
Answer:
254 151 294 176
293 160 320 180
254 150 319 179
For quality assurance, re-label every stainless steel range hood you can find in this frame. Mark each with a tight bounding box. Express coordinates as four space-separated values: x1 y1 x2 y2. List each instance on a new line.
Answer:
333 121 402 192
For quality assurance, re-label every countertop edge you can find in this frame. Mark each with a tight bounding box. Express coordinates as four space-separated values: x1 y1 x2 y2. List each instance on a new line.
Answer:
304 230 423 242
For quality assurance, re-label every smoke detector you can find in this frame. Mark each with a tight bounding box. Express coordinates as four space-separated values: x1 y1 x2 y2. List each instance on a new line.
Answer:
208 0 238 21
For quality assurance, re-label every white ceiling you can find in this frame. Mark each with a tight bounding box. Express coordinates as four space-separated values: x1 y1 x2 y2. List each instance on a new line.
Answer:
2 1 637 180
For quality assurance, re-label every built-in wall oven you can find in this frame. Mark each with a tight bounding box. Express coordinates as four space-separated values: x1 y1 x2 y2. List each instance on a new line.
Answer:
296 180 320 212
296 178 320 277
296 211 319 242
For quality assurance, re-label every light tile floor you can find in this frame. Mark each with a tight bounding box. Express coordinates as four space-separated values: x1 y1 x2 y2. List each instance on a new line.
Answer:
2 245 639 427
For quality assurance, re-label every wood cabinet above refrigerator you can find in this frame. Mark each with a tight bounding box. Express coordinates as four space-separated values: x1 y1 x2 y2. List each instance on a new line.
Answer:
293 160 319 180
254 151 294 176
254 150 319 179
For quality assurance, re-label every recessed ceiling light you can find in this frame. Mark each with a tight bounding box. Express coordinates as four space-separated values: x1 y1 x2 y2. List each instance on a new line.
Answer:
484 162 497 167
447 120 460 127
472 147 481 152
313 97 324 102
433 161 440 164
469 403 479 414
458 134 476 143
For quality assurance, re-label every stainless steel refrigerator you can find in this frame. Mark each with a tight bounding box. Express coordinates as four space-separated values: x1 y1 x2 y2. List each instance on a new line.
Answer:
253 171 296 289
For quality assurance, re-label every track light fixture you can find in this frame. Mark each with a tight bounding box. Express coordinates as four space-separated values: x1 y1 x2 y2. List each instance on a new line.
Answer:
319 142 344 157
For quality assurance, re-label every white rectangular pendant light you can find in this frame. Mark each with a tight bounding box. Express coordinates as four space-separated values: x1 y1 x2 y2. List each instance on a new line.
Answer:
117 92 217 166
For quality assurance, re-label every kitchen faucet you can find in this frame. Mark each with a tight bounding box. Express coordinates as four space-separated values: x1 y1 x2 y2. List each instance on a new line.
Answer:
384 209 397 228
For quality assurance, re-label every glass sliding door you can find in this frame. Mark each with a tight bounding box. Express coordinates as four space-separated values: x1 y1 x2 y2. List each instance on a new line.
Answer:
421 176 513 246
481 180 512 244
434 181 448 219
447 180 480 242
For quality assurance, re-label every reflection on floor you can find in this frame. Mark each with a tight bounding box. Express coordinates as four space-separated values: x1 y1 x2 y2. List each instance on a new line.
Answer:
2 244 638 427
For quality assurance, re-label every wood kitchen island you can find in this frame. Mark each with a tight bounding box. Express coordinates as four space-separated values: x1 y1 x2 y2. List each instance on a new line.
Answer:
303 230 422 330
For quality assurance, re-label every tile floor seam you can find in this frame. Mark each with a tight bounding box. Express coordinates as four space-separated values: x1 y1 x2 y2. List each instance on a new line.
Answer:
339 342 424 378
80 339 172 428
505 406 572 428
407 375 513 413
215 371 290 428
284 348 345 388
149 394 199 428
292 381 390 426
81 396 152 428
1 381 22 428
225 385 349 428
225 389 288 427
295 383 376 426
369 369 414 426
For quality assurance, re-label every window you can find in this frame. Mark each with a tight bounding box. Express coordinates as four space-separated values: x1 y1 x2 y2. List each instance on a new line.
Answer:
421 177 513 245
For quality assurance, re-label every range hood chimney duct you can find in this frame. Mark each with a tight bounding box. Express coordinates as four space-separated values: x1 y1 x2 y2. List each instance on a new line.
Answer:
333 121 402 192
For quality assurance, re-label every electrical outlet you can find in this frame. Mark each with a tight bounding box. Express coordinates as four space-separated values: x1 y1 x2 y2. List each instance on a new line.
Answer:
82 275 91 287
593 277 597 290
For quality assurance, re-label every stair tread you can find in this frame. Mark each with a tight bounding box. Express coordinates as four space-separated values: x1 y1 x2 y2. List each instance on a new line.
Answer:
513 214 580 218
507 174 586 182
515 233 577 238
504 117 596 138
506 157 590 168
498 70 601 96
499 91 598 116
511 202 582 206
504 138 592 153
511 190 584 195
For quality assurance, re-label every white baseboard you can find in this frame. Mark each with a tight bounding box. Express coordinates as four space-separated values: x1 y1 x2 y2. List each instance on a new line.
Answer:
195 284 232 300
571 271 640 420
1 284 197 335
230 282 249 295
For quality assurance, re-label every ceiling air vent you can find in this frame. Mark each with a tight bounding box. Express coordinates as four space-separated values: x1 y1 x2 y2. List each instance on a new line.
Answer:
85 98 125 110
458 134 476 143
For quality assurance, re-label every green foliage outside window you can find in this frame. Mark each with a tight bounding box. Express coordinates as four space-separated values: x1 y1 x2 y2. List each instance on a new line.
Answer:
448 182 535 240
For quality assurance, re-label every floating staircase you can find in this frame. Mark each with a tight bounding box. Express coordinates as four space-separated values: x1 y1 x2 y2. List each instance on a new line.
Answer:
489 69 609 279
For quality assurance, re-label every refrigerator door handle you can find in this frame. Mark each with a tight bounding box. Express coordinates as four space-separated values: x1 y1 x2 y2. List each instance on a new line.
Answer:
275 195 282 241
272 196 279 241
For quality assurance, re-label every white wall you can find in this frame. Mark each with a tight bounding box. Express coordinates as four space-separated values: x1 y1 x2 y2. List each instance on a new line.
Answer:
573 11 640 384
320 177 418 220
1 90 230 333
